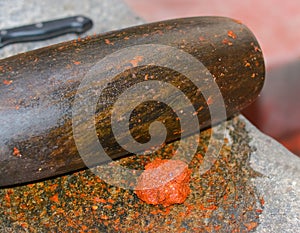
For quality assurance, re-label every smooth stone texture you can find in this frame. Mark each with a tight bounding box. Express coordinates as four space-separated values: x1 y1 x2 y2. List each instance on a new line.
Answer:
0 0 299 232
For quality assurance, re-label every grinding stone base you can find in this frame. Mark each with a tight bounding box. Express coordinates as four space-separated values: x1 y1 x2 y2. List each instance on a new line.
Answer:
0 0 299 232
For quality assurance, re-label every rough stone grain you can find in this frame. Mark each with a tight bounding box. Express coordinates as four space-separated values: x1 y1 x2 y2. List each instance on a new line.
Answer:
243 116 300 232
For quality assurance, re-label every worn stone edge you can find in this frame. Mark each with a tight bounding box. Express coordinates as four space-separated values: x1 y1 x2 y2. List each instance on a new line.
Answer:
240 115 300 232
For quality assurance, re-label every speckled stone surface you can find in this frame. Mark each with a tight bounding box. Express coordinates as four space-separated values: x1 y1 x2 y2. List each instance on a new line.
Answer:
243 115 300 233
0 0 299 232
0 117 264 232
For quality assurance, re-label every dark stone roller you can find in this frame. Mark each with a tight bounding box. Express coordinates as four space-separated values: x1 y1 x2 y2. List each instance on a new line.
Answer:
0 16 265 187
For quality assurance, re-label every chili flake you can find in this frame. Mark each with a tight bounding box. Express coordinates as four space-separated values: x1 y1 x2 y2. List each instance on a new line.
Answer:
244 222 258 231
3 79 13 85
227 30 237 39
104 39 114 45
13 147 21 157
91 205 98 211
49 193 59 203
73 61 81 65
222 38 233 46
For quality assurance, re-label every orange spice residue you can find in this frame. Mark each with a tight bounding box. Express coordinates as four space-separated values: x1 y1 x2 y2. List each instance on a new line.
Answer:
260 197 265 206
91 205 98 211
227 30 237 39
244 61 251 67
104 39 114 45
244 222 258 231
73 61 81 65
135 158 191 207
13 147 21 157
3 79 13 85
93 197 106 203
49 193 59 203
49 184 58 192
207 96 213 105
199 36 205 42
222 38 233 46
130 56 143 67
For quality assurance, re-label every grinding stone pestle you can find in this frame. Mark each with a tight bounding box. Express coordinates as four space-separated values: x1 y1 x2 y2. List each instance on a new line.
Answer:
0 17 265 187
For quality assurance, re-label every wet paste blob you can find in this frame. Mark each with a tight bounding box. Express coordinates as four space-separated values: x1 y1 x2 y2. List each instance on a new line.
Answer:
135 158 191 207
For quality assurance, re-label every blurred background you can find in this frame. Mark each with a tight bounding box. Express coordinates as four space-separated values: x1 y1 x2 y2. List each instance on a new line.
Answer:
124 0 300 155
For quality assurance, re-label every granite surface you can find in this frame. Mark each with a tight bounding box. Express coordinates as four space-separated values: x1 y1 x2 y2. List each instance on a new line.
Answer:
244 115 300 232
0 0 299 232
0 0 144 59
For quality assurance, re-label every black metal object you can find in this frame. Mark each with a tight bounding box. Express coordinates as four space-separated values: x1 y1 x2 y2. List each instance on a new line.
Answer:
0 15 93 48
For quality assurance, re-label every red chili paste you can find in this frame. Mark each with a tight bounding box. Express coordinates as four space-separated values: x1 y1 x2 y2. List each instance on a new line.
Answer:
135 158 191 207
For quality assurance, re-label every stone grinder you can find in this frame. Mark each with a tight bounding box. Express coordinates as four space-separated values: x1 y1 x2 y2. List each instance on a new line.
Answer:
0 16 264 187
